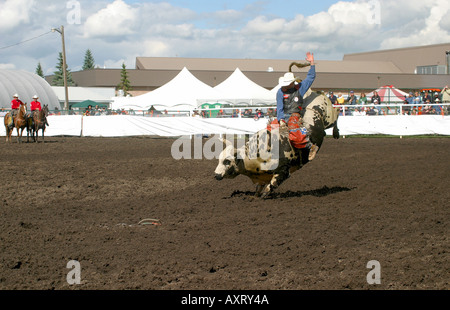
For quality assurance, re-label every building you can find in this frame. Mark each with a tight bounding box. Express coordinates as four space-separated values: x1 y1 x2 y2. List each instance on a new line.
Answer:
51 86 116 109
45 43 450 97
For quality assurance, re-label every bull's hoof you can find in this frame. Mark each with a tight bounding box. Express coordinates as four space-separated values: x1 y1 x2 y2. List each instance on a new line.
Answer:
260 187 273 199
260 191 273 199
333 125 340 139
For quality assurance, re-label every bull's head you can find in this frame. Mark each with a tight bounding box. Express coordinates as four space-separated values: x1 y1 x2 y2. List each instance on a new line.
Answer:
214 144 240 181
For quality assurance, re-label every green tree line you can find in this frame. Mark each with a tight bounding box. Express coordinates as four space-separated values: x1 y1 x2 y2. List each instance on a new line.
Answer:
37 49 131 95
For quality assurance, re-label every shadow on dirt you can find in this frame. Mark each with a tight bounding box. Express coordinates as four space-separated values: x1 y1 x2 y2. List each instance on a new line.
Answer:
229 185 354 199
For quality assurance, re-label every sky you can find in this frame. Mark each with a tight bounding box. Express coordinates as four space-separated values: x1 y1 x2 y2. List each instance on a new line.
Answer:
1 0 450 75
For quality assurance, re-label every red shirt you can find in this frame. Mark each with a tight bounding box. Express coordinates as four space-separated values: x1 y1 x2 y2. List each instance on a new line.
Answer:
31 100 42 111
11 99 23 109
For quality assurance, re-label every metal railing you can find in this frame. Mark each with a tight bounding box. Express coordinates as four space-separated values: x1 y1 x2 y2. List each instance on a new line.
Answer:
1 103 449 119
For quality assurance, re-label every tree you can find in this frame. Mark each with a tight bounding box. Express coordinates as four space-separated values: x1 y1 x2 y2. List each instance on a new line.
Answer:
35 62 44 78
52 52 75 86
82 49 95 70
117 62 131 96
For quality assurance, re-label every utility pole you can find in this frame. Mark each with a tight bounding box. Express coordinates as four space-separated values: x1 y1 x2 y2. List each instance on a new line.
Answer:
52 26 69 113
446 51 450 75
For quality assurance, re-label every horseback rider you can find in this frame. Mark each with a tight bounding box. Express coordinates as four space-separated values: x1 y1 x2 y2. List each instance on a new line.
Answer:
9 94 23 127
30 95 49 126
276 52 319 161
30 95 41 115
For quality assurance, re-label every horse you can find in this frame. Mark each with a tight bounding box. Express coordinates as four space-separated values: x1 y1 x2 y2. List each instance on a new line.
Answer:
32 104 49 143
26 111 35 143
4 111 14 142
4 103 28 143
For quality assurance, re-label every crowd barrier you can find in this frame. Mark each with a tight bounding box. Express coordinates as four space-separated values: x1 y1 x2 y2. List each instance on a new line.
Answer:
1 104 449 138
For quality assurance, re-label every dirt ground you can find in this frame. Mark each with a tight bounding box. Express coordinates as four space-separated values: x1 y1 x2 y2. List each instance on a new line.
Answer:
0 135 448 291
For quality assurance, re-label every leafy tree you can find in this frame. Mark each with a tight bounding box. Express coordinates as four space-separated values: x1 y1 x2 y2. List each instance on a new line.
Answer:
35 62 44 78
82 49 95 70
117 62 131 96
52 52 75 86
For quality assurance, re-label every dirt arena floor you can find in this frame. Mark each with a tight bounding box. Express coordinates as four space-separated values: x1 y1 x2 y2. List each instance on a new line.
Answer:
0 135 448 291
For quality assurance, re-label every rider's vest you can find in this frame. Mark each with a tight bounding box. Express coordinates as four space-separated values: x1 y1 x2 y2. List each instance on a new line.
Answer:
282 88 304 116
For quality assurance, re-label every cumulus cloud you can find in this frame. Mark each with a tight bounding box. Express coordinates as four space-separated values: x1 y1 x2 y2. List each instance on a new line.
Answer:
439 9 450 31
0 63 16 70
2 0 450 74
379 0 450 49
141 40 170 57
82 0 139 39
0 0 34 33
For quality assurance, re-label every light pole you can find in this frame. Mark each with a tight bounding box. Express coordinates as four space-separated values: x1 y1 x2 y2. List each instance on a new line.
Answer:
446 51 450 75
52 26 69 113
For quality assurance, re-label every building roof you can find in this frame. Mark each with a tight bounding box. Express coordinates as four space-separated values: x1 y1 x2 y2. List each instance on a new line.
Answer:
344 43 450 73
136 57 403 74
52 86 116 103
45 43 450 95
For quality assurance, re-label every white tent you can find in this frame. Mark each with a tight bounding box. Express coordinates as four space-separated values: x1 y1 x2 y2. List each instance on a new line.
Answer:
199 68 275 106
270 83 282 97
270 80 315 101
111 67 222 111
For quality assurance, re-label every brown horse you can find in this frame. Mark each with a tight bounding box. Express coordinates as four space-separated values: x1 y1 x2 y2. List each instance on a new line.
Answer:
4 103 27 143
32 104 49 143
4 111 13 142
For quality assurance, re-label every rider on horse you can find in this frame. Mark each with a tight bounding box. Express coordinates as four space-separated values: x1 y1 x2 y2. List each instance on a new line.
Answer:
30 95 49 126
9 94 23 127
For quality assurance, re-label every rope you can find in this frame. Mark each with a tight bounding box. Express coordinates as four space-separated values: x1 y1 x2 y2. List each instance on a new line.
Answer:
0 31 53 51
289 62 311 72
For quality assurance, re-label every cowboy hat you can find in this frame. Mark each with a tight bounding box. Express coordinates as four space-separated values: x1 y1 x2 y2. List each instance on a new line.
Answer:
33 95 39 99
279 72 296 87
13 93 19 98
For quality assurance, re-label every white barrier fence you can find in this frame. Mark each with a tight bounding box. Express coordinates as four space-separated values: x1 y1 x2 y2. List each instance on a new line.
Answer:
1 104 449 138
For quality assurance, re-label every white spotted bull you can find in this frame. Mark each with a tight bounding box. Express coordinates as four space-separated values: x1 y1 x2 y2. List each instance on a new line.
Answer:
215 91 340 198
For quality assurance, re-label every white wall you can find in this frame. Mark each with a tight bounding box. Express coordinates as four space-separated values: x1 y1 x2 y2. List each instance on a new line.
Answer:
1 115 449 138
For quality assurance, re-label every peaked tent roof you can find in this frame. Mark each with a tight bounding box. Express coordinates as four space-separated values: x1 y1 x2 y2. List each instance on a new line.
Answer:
211 68 275 105
366 85 409 103
111 67 223 111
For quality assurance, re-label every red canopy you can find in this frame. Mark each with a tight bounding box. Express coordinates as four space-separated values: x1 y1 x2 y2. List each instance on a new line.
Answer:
367 85 409 103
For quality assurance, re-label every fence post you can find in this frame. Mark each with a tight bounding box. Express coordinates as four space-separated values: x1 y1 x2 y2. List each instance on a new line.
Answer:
80 115 84 137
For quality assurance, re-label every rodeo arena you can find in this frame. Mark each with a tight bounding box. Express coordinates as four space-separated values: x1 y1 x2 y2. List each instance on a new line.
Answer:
0 43 449 295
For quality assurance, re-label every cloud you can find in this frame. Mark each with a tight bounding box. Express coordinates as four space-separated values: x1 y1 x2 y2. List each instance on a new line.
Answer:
141 40 170 57
0 0 34 33
82 0 139 39
0 63 16 70
2 0 450 74
379 0 450 49
439 9 450 31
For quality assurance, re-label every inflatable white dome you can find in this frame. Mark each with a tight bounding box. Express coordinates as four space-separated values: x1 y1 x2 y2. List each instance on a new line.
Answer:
0 70 60 111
